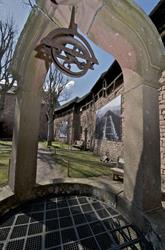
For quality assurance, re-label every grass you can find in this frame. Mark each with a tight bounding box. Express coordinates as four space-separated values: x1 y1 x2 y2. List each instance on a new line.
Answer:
50 141 113 178
0 140 113 186
0 141 12 186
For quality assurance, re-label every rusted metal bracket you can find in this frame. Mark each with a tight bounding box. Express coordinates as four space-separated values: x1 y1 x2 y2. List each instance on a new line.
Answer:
36 5 99 77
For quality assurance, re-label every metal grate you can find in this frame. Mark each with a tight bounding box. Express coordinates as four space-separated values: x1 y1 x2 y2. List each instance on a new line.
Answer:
61 228 77 244
6 239 24 250
63 242 79 250
59 217 73 228
46 219 59 232
10 225 28 239
25 236 42 250
77 225 92 239
95 232 117 249
90 221 106 235
45 231 60 248
0 196 149 250
0 217 15 228
58 208 70 218
80 237 100 250
15 215 30 225
28 223 43 236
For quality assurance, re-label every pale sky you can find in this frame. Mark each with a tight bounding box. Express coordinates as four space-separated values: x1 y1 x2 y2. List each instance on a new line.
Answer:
0 0 160 102
96 95 121 118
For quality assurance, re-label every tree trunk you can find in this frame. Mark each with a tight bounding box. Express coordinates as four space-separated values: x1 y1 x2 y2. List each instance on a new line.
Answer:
47 110 54 147
0 92 6 121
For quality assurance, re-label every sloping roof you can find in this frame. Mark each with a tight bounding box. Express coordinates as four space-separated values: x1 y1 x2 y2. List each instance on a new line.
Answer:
54 96 79 113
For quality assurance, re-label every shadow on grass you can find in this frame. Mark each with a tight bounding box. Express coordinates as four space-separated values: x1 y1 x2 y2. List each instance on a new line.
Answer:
0 162 9 167
54 150 102 165
0 142 12 148
37 144 113 179
38 151 56 170
54 150 113 178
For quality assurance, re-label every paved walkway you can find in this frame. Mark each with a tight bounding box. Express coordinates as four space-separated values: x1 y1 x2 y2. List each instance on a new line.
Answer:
36 146 67 184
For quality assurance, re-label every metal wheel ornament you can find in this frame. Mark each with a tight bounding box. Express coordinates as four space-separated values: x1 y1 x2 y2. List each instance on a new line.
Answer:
36 6 99 77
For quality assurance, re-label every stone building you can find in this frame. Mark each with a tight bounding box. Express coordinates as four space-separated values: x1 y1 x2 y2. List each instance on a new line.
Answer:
54 2 165 166
0 91 47 139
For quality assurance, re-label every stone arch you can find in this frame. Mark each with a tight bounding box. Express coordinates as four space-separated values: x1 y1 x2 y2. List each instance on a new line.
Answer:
9 0 165 217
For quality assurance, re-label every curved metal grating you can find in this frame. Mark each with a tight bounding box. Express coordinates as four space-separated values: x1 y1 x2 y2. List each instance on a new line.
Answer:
0 195 151 250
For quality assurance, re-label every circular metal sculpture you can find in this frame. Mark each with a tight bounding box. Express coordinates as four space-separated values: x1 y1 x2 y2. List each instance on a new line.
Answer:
37 7 99 77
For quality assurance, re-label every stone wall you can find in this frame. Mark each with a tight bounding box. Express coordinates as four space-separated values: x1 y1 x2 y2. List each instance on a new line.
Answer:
53 70 165 173
0 93 47 140
159 71 165 174
80 85 123 160
53 77 165 173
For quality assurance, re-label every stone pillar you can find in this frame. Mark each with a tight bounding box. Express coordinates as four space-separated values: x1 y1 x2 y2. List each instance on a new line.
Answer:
123 72 162 212
9 58 47 200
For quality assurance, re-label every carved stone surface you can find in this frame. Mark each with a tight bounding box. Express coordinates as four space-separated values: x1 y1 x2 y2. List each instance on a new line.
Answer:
159 71 165 85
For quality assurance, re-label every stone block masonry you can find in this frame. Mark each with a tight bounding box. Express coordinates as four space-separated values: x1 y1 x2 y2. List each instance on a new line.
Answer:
159 72 165 174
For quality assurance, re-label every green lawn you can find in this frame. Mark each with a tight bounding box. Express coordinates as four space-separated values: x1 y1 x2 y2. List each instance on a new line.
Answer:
0 141 12 186
0 140 112 186
51 142 113 178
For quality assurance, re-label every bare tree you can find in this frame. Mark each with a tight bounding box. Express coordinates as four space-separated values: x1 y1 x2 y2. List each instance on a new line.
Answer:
43 65 74 147
0 19 17 120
